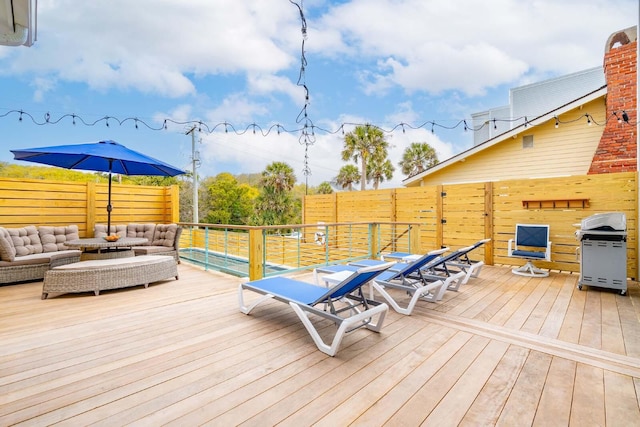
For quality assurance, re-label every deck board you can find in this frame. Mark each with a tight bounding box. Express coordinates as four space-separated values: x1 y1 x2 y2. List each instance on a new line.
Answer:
1 263 640 425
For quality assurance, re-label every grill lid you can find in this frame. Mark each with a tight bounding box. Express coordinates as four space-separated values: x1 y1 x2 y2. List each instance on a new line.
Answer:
580 212 626 232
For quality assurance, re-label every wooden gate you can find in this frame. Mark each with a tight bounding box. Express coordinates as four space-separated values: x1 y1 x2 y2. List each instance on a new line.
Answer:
440 182 491 263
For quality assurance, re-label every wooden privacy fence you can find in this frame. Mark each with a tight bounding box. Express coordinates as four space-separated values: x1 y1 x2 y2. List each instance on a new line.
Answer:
304 172 638 279
0 177 179 236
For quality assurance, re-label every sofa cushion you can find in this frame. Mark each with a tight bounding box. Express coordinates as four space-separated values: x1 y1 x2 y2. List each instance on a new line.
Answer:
0 252 54 266
8 225 44 256
126 223 156 241
94 224 127 238
152 224 178 247
0 227 16 262
133 246 175 255
39 225 80 252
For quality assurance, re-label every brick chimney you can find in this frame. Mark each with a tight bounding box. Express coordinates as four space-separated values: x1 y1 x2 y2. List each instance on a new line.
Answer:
588 26 637 174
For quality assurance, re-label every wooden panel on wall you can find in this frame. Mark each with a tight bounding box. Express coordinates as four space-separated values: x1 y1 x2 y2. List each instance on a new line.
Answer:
442 182 487 254
337 190 394 222
0 178 178 237
303 171 637 278
493 172 636 276
394 186 439 250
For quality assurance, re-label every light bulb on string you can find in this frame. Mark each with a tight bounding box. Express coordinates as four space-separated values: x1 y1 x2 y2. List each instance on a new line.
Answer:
622 111 629 122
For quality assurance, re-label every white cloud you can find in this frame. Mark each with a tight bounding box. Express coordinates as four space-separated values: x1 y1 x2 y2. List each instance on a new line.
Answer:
204 93 270 125
317 0 635 95
6 0 298 97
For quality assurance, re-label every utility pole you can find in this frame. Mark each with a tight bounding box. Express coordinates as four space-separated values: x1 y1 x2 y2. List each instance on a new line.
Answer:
186 125 200 224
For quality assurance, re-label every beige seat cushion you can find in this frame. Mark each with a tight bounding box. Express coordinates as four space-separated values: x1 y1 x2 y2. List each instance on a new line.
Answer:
94 224 127 238
8 225 43 256
133 246 175 255
39 225 80 252
126 223 156 241
151 224 178 248
0 227 16 262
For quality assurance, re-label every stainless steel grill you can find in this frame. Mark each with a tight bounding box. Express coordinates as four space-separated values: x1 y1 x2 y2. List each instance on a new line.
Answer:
576 212 627 295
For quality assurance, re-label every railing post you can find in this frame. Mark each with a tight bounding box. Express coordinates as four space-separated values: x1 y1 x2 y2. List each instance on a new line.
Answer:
370 223 380 259
86 182 96 238
409 224 421 254
249 228 264 281
484 182 494 266
169 184 180 223
204 226 209 271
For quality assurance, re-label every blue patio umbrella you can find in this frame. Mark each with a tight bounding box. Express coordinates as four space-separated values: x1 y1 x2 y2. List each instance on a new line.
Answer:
10 140 186 233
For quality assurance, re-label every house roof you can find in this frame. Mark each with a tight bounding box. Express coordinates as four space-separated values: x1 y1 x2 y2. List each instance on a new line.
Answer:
402 84 608 186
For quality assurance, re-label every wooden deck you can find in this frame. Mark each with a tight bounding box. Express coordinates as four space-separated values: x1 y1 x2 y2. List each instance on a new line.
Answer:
1 262 640 426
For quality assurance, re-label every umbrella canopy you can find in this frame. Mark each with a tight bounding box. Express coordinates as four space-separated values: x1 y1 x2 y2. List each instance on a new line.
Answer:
11 140 186 232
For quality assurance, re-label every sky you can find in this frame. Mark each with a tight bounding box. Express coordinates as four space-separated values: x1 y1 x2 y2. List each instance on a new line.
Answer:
0 0 637 189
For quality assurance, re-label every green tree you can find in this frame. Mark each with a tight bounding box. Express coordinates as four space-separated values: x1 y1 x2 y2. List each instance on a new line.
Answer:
341 125 390 191
366 157 394 190
203 173 258 225
0 162 109 182
335 164 360 191
399 142 439 177
252 162 297 226
316 181 334 194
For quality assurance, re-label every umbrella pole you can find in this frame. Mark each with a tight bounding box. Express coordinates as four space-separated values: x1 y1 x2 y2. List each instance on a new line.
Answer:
107 166 113 235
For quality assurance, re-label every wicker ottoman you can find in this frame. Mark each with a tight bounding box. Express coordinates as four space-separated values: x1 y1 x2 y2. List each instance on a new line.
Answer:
42 255 178 299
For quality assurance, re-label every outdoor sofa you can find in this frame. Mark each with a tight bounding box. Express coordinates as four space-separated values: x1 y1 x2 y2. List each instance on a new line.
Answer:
94 223 182 262
0 225 82 284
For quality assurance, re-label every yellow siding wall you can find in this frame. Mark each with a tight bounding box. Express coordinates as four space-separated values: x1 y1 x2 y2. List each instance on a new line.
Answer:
415 97 606 186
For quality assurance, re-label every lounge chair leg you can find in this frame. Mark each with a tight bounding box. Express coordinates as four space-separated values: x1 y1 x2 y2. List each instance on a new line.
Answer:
238 284 274 314
445 271 467 292
289 301 389 356
460 261 484 285
468 261 484 279
372 280 444 315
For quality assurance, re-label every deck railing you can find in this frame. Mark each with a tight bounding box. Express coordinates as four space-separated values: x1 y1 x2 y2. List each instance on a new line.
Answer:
177 222 421 280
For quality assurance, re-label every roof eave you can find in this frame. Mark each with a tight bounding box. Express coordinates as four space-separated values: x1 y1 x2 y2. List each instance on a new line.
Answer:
402 85 608 186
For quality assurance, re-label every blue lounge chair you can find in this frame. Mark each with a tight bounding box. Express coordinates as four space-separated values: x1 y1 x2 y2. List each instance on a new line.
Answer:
384 239 491 285
312 247 448 287
431 239 491 285
238 262 395 356
371 251 466 315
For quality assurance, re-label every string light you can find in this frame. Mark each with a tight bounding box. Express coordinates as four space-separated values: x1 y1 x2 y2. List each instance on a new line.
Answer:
0 108 635 137
289 0 314 183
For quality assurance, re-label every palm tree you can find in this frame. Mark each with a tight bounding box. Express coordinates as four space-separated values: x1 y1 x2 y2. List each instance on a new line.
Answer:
341 125 390 191
252 161 297 225
260 161 296 192
316 181 334 194
335 165 360 191
399 142 439 177
366 157 395 190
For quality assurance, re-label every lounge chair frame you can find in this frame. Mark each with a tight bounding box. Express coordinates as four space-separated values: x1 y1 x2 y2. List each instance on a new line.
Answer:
438 238 491 285
239 262 394 356
373 251 466 315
